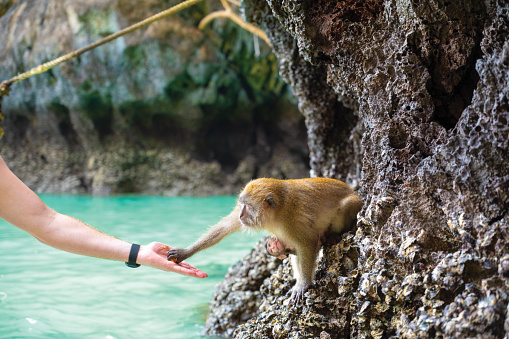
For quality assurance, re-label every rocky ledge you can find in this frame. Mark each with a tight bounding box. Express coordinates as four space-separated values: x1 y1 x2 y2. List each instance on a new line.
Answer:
201 0 509 337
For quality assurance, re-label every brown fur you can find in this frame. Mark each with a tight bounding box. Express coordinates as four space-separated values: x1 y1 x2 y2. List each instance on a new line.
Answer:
167 177 363 303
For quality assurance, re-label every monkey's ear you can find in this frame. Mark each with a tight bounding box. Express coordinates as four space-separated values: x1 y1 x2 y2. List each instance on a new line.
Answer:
264 195 275 208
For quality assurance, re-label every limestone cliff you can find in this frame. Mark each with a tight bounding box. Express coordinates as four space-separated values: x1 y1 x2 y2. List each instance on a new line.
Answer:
204 0 509 338
0 0 309 195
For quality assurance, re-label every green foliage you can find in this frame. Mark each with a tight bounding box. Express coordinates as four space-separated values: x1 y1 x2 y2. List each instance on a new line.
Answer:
80 90 113 139
197 66 242 118
73 2 294 150
47 100 70 118
213 20 286 98
165 72 198 100
78 8 117 37
81 80 93 92
122 45 145 66
177 0 208 25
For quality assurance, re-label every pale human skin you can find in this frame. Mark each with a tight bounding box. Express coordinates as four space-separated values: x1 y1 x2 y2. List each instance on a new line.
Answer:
0 155 207 278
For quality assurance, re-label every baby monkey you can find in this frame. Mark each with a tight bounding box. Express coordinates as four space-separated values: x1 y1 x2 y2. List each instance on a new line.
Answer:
266 233 328 259
168 177 363 303
266 235 295 259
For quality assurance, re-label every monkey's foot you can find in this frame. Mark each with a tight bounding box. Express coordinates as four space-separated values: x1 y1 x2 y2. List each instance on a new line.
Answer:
167 248 188 263
289 285 308 304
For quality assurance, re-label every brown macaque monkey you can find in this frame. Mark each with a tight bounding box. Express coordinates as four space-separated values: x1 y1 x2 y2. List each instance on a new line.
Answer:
167 177 363 303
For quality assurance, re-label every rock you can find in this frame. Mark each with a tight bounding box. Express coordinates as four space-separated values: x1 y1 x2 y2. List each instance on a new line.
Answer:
203 236 280 337
0 0 309 195
204 0 509 337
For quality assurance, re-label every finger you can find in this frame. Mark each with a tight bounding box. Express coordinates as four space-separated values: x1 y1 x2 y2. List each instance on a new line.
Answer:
178 261 198 270
166 261 208 278
156 243 173 254
172 265 208 278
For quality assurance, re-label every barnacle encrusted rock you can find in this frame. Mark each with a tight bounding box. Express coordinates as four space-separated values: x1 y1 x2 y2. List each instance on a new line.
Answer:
203 237 280 338
222 233 361 338
204 0 509 337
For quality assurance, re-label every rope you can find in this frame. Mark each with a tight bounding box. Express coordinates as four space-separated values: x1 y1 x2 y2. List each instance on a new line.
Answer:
0 0 203 97
0 0 271 138
199 0 270 46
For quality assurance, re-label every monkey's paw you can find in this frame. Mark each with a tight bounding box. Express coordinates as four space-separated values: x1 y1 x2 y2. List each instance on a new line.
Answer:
167 248 189 263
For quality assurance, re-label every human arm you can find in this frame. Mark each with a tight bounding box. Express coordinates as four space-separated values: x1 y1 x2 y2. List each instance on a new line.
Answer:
0 156 207 278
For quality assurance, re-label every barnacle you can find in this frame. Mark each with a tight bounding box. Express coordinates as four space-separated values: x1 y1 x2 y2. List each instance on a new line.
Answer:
359 300 371 315
498 254 509 276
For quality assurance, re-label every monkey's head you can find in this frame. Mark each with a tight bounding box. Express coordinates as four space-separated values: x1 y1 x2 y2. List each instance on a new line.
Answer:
237 178 281 229
266 235 293 259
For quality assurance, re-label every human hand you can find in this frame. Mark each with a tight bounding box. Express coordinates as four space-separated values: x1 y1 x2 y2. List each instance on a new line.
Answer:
137 242 208 278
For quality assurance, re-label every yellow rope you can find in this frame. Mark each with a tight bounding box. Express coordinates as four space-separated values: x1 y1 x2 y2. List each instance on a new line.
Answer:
199 0 270 46
0 0 203 96
0 0 271 139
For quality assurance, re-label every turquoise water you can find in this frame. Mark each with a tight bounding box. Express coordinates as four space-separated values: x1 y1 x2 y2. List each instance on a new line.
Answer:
0 195 262 339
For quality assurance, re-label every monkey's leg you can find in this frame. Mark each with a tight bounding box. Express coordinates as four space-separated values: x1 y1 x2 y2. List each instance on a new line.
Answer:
289 242 320 303
330 194 363 233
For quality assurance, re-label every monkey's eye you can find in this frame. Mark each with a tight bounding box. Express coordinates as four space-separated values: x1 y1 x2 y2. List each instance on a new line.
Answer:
263 196 275 207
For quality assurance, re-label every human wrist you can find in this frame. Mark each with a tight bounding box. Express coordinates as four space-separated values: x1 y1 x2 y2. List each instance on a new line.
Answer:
125 243 141 268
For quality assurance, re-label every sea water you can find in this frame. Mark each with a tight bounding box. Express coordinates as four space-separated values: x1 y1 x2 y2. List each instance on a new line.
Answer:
0 195 261 339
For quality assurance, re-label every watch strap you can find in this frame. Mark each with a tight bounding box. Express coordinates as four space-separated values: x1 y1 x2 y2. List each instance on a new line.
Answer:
125 243 141 268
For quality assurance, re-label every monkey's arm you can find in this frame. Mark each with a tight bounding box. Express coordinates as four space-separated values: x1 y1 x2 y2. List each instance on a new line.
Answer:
289 240 320 303
167 207 242 263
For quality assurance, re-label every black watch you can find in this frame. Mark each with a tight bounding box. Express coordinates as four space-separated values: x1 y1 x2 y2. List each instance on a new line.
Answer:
125 244 141 268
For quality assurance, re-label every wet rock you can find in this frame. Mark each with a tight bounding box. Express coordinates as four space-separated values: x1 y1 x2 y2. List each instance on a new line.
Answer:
204 0 509 337
203 236 280 337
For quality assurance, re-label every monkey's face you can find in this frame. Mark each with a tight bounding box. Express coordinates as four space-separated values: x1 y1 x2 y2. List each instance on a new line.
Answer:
238 194 273 228
238 181 276 229
238 199 261 228
266 236 289 259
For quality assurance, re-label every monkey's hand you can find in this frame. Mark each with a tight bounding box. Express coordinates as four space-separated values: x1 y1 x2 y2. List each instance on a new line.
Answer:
167 248 191 263
289 283 309 303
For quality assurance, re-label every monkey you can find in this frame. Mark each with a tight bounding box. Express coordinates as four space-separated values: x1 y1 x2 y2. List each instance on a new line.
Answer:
266 235 325 259
266 235 328 295
266 235 294 259
167 177 363 303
